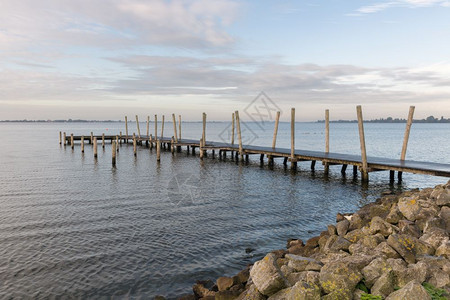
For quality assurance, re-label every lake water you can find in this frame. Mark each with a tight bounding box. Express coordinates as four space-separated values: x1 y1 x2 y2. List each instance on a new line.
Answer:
0 121 448 299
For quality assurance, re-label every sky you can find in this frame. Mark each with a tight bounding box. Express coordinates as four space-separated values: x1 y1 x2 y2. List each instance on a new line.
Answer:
1 0 450 121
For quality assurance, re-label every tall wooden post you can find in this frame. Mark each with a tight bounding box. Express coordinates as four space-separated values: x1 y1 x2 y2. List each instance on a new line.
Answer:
81 136 85 153
146 116 150 137
398 106 415 182
202 113 206 147
324 109 330 174
356 105 369 182
161 115 165 139
272 111 280 148
116 136 119 152
93 137 98 158
125 116 128 143
59 131 62 144
133 136 137 157
171 137 175 154
63 132 67 145
135 115 141 139
154 114 158 141
112 140 116 167
235 111 243 160
200 137 204 159
156 140 161 161
172 114 178 142
119 131 122 144
231 112 235 145
90 132 93 144
178 115 182 141
290 108 297 170
150 134 153 149
71 133 74 149
102 133 105 149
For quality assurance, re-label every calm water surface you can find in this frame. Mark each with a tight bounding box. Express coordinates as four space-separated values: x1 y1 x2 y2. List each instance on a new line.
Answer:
0 121 448 299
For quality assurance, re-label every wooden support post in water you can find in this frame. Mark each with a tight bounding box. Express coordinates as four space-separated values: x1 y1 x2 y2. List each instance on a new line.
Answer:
235 111 243 160
353 165 358 176
390 170 395 183
272 111 280 149
398 106 415 182
136 115 141 139
119 132 122 144
324 109 330 174
172 114 178 143
356 105 369 182
199 137 204 159
311 160 316 170
112 141 116 167
178 115 182 141
202 113 206 146
146 116 150 137
90 132 93 144
102 133 105 149
156 140 161 161
171 137 175 154
154 115 158 141
133 136 137 156
93 137 98 158
59 131 62 144
63 132 67 145
81 136 85 153
231 112 235 146
116 136 119 152
150 134 153 149
341 164 348 174
161 115 165 139
71 134 74 149
125 116 128 143
290 108 297 170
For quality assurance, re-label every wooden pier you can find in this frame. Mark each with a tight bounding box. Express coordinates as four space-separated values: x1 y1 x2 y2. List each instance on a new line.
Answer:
61 106 450 183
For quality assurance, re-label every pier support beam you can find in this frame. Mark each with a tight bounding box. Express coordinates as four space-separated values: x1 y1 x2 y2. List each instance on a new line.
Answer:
157 140 161 161
81 136 85 153
356 105 369 182
93 137 98 158
63 132 67 146
112 141 117 167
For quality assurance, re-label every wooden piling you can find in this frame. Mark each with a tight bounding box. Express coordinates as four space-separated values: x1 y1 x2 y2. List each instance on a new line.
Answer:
356 105 369 182
171 137 175 154
324 109 330 174
172 114 178 142
202 113 206 147
63 132 67 145
146 116 150 137
235 111 244 160
112 140 116 167
71 133 74 149
161 115 165 139
150 134 153 149
102 133 105 149
272 111 280 148
178 115 182 141
90 132 93 144
59 131 62 144
133 136 137 156
290 108 297 170
398 106 415 180
231 112 235 145
81 136 85 153
135 115 141 138
125 116 128 143
154 114 158 140
116 136 119 152
119 132 122 144
156 140 161 161
200 137 204 159
93 137 98 158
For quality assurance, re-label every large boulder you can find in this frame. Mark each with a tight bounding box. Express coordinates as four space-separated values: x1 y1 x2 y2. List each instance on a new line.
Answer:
371 271 395 298
385 280 431 300
387 234 434 264
374 242 401 259
336 219 350 237
268 281 321 300
285 254 323 272
436 240 450 258
369 216 398 237
398 196 421 221
419 227 449 249
235 284 265 300
249 253 288 296
361 258 391 287
319 259 362 299
217 277 235 292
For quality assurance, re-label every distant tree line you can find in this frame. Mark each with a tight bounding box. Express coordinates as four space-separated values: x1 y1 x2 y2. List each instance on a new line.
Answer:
317 116 450 123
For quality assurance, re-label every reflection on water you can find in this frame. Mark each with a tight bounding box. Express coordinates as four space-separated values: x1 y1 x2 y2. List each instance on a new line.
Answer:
0 122 448 299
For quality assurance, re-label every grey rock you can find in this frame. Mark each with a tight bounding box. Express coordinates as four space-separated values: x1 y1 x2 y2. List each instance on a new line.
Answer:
336 219 350 237
419 227 448 249
398 196 421 221
371 271 394 298
235 284 265 300
385 280 431 300
249 253 288 296
361 257 391 288
319 259 362 296
374 241 401 259
387 234 434 264
436 240 450 258
369 216 398 237
386 204 403 224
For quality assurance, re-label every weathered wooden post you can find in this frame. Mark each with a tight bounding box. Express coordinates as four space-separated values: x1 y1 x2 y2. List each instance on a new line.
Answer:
156 140 161 161
200 137 204 159
116 136 119 152
272 111 280 148
112 140 117 167
171 136 175 154
356 105 369 182
235 111 243 160
150 134 153 149
81 136 85 153
102 133 105 149
161 115 165 139
125 116 128 143
202 112 207 156
290 108 297 170
154 114 158 141
178 115 182 141
324 109 330 174
231 112 235 145
90 132 93 144
146 116 150 137
172 114 178 142
398 106 415 182
59 131 62 145
119 131 122 144
93 137 98 158
71 133 74 149
63 132 67 146
133 134 137 156
136 115 141 139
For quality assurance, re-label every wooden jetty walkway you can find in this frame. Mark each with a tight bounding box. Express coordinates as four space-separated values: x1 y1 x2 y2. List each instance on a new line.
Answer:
60 106 450 183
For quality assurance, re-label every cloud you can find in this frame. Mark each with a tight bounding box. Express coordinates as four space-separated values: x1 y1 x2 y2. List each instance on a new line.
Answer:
353 0 450 15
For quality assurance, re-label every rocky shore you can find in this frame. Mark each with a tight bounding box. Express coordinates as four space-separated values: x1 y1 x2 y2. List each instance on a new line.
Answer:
170 181 450 300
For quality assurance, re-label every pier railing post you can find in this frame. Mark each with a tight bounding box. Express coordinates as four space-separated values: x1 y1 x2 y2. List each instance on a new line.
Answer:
135 115 141 139
146 116 150 137
81 136 85 153
356 105 369 182
200 137 204 159
324 109 330 174
112 140 116 167
235 111 244 160
398 105 415 182
290 108 297 170
125 116 128 143
172 114 178 143
94 137 98 158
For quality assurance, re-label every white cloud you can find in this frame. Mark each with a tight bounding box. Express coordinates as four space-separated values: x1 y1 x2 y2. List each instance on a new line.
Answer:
353 0 450 14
